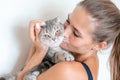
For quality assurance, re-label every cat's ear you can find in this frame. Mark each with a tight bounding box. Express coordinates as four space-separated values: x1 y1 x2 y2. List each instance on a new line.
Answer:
53 17 60 23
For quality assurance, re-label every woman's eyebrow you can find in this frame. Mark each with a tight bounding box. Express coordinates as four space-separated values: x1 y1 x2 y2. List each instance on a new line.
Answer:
66 14 70 24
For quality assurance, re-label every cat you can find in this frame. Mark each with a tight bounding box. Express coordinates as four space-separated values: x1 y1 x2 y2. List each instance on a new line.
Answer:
23 17 74 80
0 72 19 80
0 17 74 80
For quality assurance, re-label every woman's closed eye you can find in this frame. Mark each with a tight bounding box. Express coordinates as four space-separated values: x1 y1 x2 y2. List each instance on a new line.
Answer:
65 19 81 38
73 31 81 38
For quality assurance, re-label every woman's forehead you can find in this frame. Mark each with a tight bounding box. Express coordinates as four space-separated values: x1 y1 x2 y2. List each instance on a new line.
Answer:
70 6 96 35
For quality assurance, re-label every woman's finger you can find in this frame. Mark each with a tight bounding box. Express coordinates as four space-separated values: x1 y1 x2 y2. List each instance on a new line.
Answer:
35 24 41 42
36 23 41 31
29 20 46 43
29 22 35 42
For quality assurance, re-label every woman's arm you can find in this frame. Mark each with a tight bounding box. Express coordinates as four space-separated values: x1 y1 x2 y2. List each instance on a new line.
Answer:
25 44 36 65
17 46 48 80
17 20 48 80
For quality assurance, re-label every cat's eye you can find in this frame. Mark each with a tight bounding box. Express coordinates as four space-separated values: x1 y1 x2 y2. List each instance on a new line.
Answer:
55 30 61 36
44 34 50 38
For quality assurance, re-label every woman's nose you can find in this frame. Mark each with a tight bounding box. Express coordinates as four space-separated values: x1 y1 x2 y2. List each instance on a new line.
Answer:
64 25 72 38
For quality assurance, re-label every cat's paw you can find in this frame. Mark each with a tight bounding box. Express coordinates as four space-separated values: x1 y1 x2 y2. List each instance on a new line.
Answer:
54 52 75 63
23 71 39 80
24 75 36 80
63 53 75 61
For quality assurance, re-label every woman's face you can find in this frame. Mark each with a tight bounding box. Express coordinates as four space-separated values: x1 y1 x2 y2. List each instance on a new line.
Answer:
60 6 97 54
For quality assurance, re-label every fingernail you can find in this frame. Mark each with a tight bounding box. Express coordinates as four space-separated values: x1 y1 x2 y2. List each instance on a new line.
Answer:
36 23 40 30
42 22 46 25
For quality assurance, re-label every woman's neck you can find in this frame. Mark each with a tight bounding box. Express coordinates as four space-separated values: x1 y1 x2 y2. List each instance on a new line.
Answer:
73 51 97 62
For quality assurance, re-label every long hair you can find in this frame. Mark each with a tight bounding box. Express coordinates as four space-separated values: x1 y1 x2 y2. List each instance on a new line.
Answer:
110 33 120 80
78 0 120 80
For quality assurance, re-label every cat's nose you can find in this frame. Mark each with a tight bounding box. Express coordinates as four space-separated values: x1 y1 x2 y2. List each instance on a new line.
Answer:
52 38 56 41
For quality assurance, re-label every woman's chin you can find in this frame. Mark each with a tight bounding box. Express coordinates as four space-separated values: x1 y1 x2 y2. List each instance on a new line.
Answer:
60 42 69 50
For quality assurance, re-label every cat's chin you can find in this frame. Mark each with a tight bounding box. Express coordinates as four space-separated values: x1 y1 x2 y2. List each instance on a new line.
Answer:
48 44 60 48
47 41 62 48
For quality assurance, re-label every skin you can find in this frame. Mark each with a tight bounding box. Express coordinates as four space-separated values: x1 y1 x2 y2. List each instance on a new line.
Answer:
17 6 107 80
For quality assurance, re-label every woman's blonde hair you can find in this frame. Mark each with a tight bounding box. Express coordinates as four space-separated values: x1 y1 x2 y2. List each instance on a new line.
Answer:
78 0 120 80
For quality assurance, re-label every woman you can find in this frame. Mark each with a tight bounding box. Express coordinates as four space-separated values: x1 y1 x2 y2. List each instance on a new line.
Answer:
17 0 120 80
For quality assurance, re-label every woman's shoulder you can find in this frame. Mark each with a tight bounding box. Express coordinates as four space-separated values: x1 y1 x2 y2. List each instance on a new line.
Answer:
38 61 88 80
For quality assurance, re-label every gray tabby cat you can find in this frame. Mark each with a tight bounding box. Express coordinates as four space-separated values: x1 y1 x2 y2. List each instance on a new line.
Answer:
0 17 74 80
23 17 74 80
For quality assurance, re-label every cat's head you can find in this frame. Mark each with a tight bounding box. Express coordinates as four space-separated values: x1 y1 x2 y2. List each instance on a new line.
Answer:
39 17 64 48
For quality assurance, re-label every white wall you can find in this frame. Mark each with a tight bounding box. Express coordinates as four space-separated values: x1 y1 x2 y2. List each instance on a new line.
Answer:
0 0 119 80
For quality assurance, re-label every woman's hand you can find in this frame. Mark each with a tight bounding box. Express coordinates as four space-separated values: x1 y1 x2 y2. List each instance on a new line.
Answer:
29 20 48 51
17 20 48 80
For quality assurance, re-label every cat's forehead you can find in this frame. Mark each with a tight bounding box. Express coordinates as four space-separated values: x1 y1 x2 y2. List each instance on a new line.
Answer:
44 21 62 29
41 18 64 32
41 25 56 33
